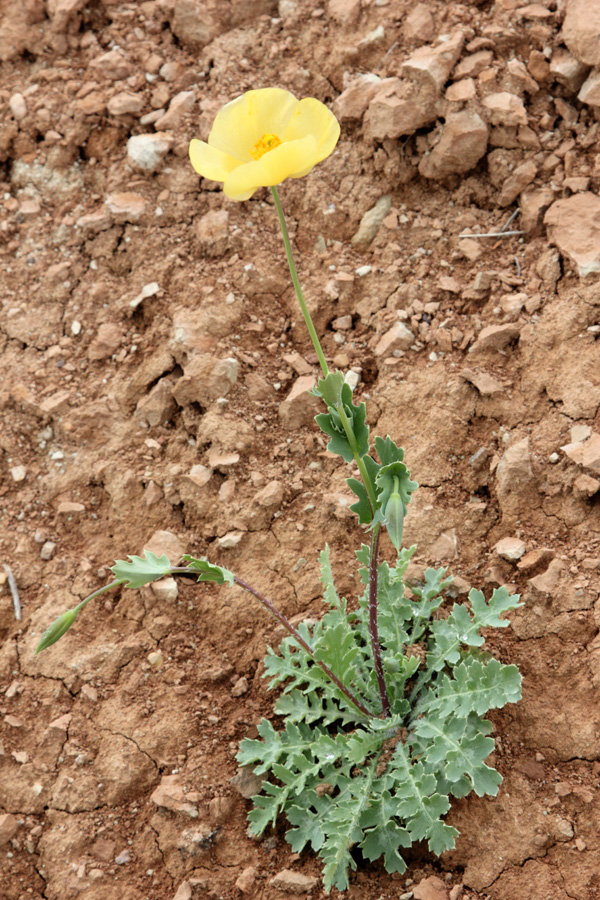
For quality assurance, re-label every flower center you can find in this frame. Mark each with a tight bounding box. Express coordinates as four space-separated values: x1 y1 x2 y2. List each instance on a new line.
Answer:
250 133 282 160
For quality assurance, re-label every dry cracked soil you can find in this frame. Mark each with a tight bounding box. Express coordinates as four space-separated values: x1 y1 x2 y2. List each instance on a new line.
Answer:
1 0 600 899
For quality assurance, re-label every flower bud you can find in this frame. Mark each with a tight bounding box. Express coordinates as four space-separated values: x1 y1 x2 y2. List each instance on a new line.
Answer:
35 608 78 654
384 489 404 552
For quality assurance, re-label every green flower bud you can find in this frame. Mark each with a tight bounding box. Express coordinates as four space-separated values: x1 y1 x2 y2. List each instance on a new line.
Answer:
35 608 78 654
384 479 405 552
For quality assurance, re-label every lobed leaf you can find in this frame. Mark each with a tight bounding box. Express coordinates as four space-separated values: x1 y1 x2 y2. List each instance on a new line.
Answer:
111 550 172 588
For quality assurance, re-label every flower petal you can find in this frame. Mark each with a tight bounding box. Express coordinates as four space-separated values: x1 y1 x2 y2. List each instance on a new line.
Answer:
283 97 340 162
189 139 240 182
222 135 317 200
208 88 299 162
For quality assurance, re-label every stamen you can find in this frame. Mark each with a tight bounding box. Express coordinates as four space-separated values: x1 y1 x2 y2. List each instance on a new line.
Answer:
251 133 282 160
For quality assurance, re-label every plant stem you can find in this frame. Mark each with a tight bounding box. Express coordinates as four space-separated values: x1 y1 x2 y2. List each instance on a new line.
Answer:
335 402 378 514
271 185 329 378
368 526 390 717
233 574 373 719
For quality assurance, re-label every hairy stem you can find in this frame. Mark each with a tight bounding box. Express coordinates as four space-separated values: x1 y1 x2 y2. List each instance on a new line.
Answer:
368 527 390 717
271 185 329 378
233 575 373 719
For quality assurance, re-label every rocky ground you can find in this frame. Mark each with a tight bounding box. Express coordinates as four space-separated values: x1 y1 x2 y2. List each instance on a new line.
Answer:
1 0 600 898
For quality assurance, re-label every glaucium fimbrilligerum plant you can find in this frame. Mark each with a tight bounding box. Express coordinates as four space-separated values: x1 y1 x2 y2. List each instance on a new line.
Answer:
37 88 522 892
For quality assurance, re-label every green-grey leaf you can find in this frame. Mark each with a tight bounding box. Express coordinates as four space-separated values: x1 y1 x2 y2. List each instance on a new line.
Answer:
111 550 172 588
316 371 345 408
181 555 234 585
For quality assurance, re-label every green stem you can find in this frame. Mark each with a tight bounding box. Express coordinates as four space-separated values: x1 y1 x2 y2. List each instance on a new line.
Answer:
335 402 378 513
368 525 390 717
270 185 329 378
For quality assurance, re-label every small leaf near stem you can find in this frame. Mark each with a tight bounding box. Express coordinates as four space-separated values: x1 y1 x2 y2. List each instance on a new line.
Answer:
270 185 329 378
368 526 391 717
234 575 373 719
335 401 378 514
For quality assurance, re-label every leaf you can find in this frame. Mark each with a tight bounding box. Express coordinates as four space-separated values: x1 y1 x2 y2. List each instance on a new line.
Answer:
413 714 502 797
359 819 410 873
111 550 172 588
468 585 522 627
374 435 405 466
347 455 380 523
314 621 361 684
286 792 330 851
180 555 235 585
316 371 344 408
315 383 370 462
426 658 522 719
375 460 419 515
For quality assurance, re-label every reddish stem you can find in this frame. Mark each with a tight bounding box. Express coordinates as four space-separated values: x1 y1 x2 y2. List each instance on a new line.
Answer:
233 575 373 719
368 528 390 717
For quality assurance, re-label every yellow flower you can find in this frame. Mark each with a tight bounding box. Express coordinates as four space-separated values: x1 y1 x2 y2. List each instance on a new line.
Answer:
189 88 340 201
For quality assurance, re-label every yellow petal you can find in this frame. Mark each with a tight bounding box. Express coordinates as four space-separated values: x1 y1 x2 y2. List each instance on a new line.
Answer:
223 135 317 200
283 97 340 162
208 88 299 162
189 139 240 182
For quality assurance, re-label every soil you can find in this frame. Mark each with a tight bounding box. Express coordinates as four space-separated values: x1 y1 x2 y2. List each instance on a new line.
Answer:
1 1 600 899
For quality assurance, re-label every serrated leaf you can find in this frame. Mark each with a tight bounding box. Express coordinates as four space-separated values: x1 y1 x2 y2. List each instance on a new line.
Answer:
180 555 234 585
314 621 360 683
286 793 329 852
427 658 522 719
468 585 522 627
359 820 410 873
374 434 405 466
347 455 380 523
316 371 344 407
111 550 172 588
315 383 370 462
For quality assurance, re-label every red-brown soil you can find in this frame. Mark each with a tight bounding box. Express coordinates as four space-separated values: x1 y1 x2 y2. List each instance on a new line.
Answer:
1 1 600 899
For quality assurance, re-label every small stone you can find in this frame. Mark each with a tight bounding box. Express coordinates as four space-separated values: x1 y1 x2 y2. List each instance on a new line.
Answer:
40 541 57 560
71 321 82 336
496 437 534 515
484 92 528 126
333 74 382 121
148 651 164 667
449 887 464 900
135 377 177 426
90 838 115 862
105 192 147 223
235 867 258 894
107 92 145 116
573 473 600 498
57 501 85 516
550 48 590 94
374 321 415 356
0 813 18 846
544 192 600 277
151 775 198 816
404 2 435 42
216 531 244 549
455 50 494 79
89 49 133 80
270 869 318 894
254 481 284 509
563 0 600 67
127 132 173 172
458 238 483 261
115 850 131 865
130 281 160 310
529 557 564 595
470 323 520 353
10 465 26 482
150 577 178 602
209 796 235 824
561 432 600 472
351 195 391 246
154 90 195 130
413 875 449 900
419 110 488 179
194 209 229 256
230 766 263 799
231 676 249 697
495 536 527 560
278 375 320 430
9 92 27 120
88 322 124 361
173 882 192 900
172 356 238 407
144 530 185 566
579 70 600 107
497 158 537 207
445 78 476 102
517 547 554 572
